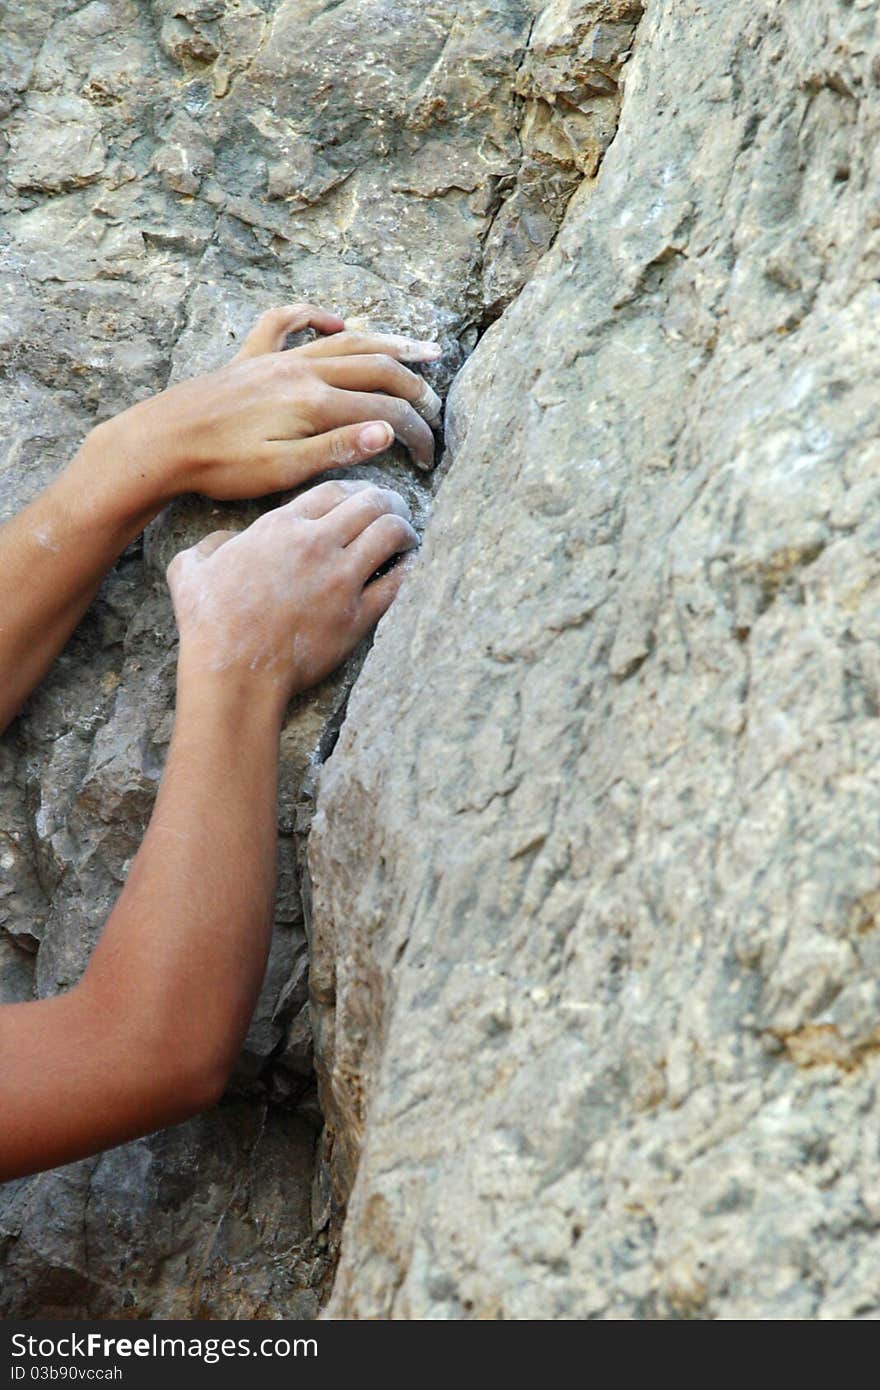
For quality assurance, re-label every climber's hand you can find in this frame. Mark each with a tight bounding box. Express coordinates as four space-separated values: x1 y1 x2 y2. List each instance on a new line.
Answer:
90 304 441 508
167 479 418 714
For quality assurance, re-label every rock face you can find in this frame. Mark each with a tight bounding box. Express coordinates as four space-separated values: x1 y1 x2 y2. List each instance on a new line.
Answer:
308 0 880 1319
1 0 638 1318
4 0 875 1323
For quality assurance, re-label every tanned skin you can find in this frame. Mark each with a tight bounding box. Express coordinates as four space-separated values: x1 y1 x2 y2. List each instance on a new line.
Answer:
0 305 438 1182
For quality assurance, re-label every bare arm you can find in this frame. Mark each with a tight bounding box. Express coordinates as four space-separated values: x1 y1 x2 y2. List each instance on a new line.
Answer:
0 303 440 733
0 477 418 1181
0 682 280 1174
0 443 163 733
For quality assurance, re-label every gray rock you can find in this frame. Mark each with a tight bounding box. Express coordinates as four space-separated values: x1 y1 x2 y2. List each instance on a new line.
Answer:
0 1103 323 1319
9 0 864 1325
1 0 609 1319
308 0 880 1319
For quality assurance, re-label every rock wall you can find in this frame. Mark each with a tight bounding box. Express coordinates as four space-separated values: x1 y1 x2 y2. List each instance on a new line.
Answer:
0 0 638 1318
308 0 880 1318
4 0 875 1322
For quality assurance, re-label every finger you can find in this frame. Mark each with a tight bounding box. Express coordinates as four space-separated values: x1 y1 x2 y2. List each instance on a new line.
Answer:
346 513 420 584
295 329 441 364
315 354 442 425
165 528 238 586
283 478 376 521
194 529 240 557
267 420 394 484
319 387 435 470
358 551 418 629
234 304 345 360
319 485 413 545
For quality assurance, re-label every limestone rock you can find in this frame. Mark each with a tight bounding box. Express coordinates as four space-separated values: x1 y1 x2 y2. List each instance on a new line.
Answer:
7 95 106 192
1 0 612 1320
309 0 880 1319
7 0 869 1325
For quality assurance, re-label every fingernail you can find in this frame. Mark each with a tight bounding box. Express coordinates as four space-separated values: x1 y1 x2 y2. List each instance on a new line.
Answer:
360 422 394 451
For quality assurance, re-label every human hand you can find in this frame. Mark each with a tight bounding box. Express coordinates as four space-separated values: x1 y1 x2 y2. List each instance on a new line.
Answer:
97 304 443 507
167 478 419 715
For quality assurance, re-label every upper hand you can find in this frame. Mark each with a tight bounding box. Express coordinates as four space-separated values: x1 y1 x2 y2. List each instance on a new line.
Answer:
110 305 443 503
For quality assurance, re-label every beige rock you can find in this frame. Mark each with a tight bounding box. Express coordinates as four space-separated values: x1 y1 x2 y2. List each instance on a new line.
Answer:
309 0 880 1319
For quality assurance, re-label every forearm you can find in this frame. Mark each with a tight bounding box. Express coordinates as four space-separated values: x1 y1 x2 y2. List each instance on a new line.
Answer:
0 673 283 1180
84 672 283 1100
0 420 168 733
0 404 286 1178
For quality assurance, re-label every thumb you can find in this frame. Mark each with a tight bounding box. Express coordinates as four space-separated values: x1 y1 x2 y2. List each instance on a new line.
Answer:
194 528 240 558
279 420 395 479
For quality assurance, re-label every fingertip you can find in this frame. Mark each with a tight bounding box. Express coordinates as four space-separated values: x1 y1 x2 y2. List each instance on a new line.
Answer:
414 444 435 472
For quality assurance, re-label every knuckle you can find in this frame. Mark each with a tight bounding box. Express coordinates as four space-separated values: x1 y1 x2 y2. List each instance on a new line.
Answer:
307 480 348 510
274 349 304 373
381 394 406 424
399 400 421 428
290 363 324 396
165 544 197 586
297 521 325 557
264 353 289 381
361 486 389 520
326 482 351 507
309 480 340 506
327 431 358 467
254 506 288 537
335 478 371 498
327 558 352 592
307 374 332 404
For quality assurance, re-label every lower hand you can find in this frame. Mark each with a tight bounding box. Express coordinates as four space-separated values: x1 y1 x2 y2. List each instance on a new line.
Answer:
167 477 419 715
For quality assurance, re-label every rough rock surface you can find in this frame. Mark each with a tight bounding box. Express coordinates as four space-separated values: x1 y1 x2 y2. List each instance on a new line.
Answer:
0 0 638 1318
309 0 880 1319
6 0 874 1324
